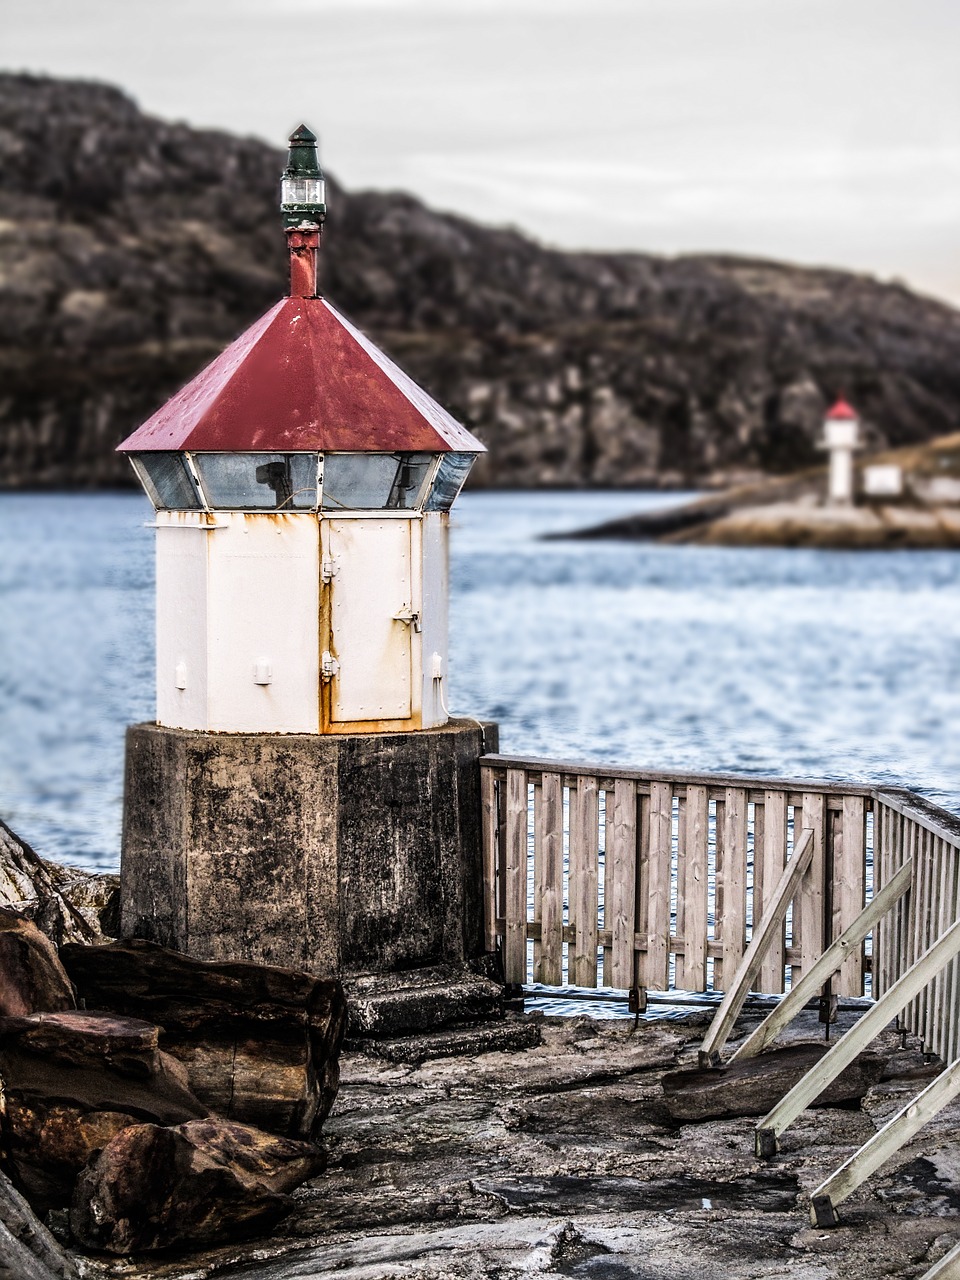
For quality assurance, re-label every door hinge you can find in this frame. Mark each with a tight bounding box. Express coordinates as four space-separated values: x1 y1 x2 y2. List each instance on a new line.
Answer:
321 557 338 583
321 650 340 680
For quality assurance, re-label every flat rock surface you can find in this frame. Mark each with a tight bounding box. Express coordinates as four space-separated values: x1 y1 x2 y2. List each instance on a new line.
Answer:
73 1011 960 1279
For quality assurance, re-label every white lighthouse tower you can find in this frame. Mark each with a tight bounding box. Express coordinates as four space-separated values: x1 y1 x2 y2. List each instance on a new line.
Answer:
116 129 496 992
820 397 861 506
119 127 483 736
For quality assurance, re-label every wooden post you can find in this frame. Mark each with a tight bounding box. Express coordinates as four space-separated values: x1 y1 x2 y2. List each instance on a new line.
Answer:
480 767 499 955
503 768 528 985
756 912 960 1156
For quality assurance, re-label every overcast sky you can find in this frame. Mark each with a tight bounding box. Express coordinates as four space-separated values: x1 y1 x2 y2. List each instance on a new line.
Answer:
6 0 960 305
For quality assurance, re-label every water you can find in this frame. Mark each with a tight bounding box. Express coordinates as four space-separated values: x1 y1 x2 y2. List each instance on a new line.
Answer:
3 489 960 875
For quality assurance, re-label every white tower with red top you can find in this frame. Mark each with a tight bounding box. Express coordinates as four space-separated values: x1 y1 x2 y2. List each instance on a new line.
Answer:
116 129 497 998
119 126 483 736
821 397 861 506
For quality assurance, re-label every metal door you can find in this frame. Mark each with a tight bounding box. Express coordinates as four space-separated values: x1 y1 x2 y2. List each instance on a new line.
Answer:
324 518 414 723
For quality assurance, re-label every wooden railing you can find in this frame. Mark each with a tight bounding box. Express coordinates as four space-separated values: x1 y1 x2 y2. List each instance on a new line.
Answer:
872 787 960 1064
481 754 960 1268
481 755 960 1023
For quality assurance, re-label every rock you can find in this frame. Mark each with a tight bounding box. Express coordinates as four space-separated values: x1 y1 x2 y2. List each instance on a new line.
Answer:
660 1042 887 1122
346 962 504 1038
60 938 347 1140
0 910 75 1016
69 1118 325 1254
0 1010 208 1208
0 819 110 946
0 1166 78 1280
3 73 960 494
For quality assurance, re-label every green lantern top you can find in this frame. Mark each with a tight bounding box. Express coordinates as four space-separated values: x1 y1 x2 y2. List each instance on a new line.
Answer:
281 124 326 228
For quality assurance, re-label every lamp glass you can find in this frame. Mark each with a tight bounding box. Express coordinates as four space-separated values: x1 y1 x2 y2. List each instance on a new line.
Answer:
194 453 319 510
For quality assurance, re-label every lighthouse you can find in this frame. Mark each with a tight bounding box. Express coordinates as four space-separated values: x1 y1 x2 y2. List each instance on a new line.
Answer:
820 398 861 506
117 128 494 987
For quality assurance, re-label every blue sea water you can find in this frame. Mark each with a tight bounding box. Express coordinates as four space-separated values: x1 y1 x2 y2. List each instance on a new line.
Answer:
3 489 960 875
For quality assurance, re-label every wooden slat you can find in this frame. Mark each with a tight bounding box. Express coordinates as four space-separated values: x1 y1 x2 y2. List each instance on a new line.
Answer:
608 779 638 989
758 790 788 993
674 791 687 982
635 791 651 987
712 796 725 990
833 795 866 996
646 782 673 991
797 792 826 978
569 775 599 987
679 784 709 991
503 768 528 985
535 771 563 985
480 767 500 954
716 787 748 991
880 798 896 998
601 788 613 981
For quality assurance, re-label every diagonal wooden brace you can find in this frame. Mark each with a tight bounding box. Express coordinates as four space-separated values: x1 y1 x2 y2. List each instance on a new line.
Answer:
756 912 960 1157
699 829 815 1067
809 1054 960 1226
733 859 914 1063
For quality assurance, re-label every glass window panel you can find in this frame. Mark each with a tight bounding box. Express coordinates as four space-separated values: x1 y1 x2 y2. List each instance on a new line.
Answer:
387 454 435 509
130 453 202 510
424 453 477 511
321 454 401 510
194 454 318 510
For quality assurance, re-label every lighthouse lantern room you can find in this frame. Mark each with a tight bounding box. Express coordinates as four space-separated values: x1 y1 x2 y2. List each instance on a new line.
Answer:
119 125 483 736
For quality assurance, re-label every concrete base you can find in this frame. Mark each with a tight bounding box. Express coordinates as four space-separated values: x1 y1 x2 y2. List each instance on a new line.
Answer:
120 720 497 981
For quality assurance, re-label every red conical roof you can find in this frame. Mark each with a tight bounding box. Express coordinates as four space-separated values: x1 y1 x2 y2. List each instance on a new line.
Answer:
826 397 858 422
118 296 484 454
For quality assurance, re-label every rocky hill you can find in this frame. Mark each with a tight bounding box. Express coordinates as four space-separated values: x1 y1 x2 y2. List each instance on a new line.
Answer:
3 72 960 490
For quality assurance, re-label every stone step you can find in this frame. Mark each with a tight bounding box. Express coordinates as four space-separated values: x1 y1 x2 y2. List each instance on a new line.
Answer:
344 964 505 1038
349 1017 542 1065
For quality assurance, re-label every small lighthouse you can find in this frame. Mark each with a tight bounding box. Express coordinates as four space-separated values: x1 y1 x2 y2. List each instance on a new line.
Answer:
117 129 494 985
820 398 861 506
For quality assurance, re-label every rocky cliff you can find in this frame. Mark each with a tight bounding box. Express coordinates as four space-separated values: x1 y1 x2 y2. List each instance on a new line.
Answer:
3 72 960 490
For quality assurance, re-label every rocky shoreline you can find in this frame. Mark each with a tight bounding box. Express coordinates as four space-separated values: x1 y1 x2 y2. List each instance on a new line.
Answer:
561 433 960 549
3 816 960 1279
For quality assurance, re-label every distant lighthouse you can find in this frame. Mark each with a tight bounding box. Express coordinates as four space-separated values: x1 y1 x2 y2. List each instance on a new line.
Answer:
116 128 495 990
820 398 861 506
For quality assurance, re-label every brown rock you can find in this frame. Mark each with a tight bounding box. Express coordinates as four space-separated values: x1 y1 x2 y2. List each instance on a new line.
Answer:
0 1165 79 1280
0 1010 207 1208
661 1042 887 1123
69 1118 325 1254
0 910 75 1017
60 939 347 1140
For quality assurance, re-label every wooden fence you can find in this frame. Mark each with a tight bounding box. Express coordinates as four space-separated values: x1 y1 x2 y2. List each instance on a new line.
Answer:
481 755 960 1035
873 788 960 1064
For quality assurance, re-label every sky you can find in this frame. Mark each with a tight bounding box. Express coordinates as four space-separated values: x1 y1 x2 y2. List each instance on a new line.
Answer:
6 0 960 306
